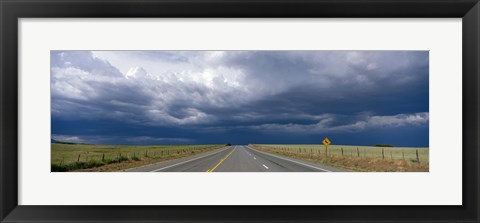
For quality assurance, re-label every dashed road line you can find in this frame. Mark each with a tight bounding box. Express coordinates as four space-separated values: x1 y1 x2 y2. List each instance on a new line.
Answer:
246 146 332 172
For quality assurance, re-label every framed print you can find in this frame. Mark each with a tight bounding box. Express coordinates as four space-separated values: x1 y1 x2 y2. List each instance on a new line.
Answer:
1 0 479 222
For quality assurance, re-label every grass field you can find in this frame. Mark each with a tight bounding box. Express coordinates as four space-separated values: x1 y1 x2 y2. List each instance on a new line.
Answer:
250 144 429 172
51 143 225 172
258 144 429 162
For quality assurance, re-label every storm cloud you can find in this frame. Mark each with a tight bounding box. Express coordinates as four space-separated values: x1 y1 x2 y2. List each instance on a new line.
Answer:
51 51 428 146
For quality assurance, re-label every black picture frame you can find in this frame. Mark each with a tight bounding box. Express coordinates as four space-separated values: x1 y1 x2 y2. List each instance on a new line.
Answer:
1 0 479 222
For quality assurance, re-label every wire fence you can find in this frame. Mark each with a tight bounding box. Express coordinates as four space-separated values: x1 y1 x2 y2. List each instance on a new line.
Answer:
256 144 429 163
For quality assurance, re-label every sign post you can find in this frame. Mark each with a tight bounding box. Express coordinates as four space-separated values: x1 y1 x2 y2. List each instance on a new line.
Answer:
322 137 331 162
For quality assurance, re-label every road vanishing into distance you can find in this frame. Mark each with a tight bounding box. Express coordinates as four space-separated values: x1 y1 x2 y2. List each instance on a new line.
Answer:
127 145 343 172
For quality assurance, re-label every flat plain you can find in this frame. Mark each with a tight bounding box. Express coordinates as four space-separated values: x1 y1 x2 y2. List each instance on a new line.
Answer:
250 144 429 172
51 143 429 172
51 143 225 172
257 144 428 162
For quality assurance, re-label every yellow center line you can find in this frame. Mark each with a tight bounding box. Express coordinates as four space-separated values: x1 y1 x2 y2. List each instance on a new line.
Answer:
207 146 237 172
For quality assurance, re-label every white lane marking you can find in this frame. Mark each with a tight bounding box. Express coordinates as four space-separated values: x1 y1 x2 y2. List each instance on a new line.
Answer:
262 164 269 169
246 146 332 172
253 157 256 160
150 147 232 172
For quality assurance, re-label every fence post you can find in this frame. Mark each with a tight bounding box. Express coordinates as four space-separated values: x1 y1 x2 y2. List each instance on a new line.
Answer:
102 153 105 162
324 146 328 162
382 148 385 159
357 147 360 157
402 151 405 160
77 154 81 162
416 149 420 163
341 148 344 156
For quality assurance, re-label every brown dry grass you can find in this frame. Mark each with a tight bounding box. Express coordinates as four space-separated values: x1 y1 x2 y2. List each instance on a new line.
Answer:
251 145 429 172
61 145 224 172
76 149 219 172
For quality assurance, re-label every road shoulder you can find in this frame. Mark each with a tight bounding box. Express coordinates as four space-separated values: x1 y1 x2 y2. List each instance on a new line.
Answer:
124 146 232 172
246 146 347 172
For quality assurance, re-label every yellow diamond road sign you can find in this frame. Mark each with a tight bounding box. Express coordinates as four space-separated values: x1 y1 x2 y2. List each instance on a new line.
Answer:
322 137 331 146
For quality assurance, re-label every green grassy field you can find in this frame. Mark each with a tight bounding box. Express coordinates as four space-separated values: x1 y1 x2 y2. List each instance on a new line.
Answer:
51 143 225 172
257 144 429 163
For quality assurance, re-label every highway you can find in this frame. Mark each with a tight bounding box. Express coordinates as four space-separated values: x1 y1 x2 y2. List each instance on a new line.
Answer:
127 145 343 172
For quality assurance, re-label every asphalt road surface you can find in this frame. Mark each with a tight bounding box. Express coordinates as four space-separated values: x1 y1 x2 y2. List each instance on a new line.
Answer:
126 145 343 172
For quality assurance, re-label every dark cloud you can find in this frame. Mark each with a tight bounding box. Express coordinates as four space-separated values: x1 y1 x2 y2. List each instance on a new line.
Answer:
51 51 429 146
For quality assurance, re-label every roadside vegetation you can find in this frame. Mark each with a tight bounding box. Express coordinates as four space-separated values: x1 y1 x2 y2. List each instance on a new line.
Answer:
249 144 429 172
51 143 226 172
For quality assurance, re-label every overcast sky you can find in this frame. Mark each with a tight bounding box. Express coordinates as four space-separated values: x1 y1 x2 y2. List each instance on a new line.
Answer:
51 51 429 146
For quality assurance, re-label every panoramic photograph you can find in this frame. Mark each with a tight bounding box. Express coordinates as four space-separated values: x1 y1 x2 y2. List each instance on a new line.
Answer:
51 50 429 172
